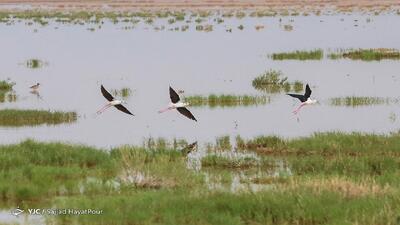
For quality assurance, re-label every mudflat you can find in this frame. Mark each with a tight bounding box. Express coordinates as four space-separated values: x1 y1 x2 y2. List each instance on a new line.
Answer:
0 0 399 11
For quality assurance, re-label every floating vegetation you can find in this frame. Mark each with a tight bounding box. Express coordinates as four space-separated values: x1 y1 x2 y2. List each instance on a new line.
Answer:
0 109 77 127
329 96 392 107
328 48 400 61
0 80 16 103
271 49 323 60
26 58 45 69
283 24 293 31
252 70 304 93
184 94 270 108
111 87 132 99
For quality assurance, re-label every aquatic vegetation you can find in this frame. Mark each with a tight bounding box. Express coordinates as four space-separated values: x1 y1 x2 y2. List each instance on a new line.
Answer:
0 109 77 127
252 70 304 93
0 80 16 103
329 96 391 107
283 24 293 31
201 154 259 169
328 48 400 61
1 131 400 224
0 80 14 92
271 49 324 60
26 58 44 69
184 94 270 107
111 87 132 99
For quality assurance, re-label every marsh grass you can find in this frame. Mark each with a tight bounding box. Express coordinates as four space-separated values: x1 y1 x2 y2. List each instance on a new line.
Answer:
328 48 400 61
184 94 269 107
111 87 132 99
201 153 260 169
329 96 391 107
26 59 44 69
252 70 304 93
0 109 77 127
2 131 400 224
0 80 16 103
271 49 323 60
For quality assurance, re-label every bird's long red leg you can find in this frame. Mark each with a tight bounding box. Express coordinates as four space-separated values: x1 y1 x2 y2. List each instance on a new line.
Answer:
158 107 173 113
293 103 306 114
97 103 112 114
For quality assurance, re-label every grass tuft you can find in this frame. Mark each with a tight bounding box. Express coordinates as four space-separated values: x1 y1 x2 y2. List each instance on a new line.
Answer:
0 109 77 127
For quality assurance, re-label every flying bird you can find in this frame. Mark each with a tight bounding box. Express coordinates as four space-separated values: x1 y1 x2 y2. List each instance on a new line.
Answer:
158 86 197 121
287 84 317 114
97 85 134 115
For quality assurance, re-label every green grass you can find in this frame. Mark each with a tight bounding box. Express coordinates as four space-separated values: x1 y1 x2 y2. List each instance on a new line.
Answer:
328 48 400 61
252 70 304 93
26 59 43 69
1 131 400 224
329 96 390 107
271 49 323 60
111 87 132 99
184 94 270 107
0 109 77 127
0 80 16 103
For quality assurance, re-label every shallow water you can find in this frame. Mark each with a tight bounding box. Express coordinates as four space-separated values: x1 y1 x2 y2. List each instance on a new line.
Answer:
0 13 399 148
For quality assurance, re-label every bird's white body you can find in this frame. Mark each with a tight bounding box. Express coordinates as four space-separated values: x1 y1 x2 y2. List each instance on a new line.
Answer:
110 100 123 106
170 102 189 108
305 98 317 105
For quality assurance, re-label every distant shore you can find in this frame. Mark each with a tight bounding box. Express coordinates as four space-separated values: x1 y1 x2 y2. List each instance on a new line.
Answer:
0 0 399 12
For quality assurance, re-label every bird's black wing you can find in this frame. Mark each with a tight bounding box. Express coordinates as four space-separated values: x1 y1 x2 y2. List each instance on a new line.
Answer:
101 85 114 101
169 86 180 103
177 107 197 121
304 84 312 99
287 94 306 102
114 104 134 116
181 141 198 155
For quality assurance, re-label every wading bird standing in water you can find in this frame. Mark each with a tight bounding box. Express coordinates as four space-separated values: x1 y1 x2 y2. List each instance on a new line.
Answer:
287 84 317 114
30 83 40 90
159 86 197 122
97 85 134 115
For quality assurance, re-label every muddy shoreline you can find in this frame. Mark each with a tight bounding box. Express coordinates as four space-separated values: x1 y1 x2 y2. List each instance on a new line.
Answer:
0 0 399 12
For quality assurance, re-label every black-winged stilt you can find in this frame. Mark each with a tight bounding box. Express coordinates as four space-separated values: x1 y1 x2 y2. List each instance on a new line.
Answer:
159 86 197 121
97 85 134 116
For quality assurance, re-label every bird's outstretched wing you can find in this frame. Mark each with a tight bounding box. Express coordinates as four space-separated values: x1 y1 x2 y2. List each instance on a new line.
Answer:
101 85 114 101
169 86 180 103
114 104 134 115
287 94 306 102
304 84 312 99
177 107 197 121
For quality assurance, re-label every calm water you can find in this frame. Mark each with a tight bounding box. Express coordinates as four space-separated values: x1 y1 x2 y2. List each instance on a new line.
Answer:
0 13 399 148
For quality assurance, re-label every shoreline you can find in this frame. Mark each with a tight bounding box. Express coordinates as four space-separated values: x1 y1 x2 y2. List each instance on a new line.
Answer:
0 0 399 13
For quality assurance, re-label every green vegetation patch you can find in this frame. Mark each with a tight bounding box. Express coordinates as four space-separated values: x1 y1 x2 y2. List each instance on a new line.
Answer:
0 80 16 103
184 94 269 107
329 96 391 107
271 49 323 60
328 48 400 61
0 109 77 127
252 70 304 93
